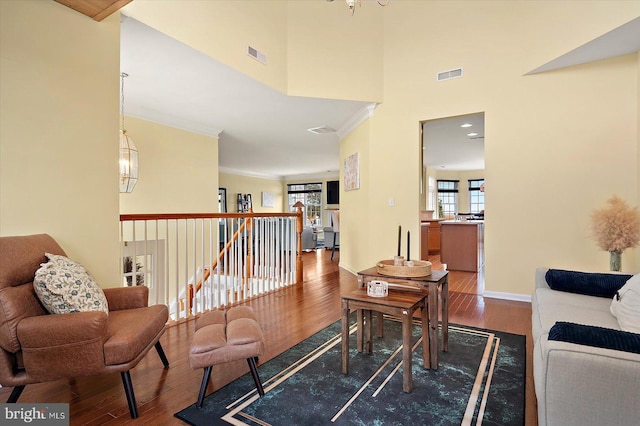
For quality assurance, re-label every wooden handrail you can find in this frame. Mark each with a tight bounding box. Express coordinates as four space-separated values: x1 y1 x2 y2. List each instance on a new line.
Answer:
120 212 297 221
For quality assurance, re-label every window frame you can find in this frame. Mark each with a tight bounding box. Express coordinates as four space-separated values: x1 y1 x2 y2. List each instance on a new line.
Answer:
287 182 323 227
468 179 485 214
437 180 459 218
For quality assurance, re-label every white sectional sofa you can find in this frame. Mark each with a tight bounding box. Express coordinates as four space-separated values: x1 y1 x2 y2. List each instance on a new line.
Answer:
532 268 640 426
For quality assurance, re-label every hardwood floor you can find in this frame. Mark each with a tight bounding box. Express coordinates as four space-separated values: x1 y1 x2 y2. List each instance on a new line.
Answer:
0 249 536 425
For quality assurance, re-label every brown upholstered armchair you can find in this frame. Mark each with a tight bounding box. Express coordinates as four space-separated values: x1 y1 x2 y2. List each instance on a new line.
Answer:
0 234 169 418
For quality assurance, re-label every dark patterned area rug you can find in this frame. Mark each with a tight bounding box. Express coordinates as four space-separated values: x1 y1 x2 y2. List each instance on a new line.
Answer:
175 316 525 425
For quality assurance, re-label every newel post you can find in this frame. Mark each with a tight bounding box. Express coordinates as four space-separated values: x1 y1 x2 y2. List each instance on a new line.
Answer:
295 205 303 284
246 208 254 281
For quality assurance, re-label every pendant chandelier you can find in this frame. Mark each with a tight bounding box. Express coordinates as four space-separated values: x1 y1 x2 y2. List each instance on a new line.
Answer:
119 72 138 193
328 0 391 16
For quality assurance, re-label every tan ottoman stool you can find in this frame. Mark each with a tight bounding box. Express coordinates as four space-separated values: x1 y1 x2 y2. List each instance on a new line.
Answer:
189 306 265 407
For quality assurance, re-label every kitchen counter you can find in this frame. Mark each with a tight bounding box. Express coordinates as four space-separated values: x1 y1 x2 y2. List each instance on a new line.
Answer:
440 221 484 272
440 220 484 225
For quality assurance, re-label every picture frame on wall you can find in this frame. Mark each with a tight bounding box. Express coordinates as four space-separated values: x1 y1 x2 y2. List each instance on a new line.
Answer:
344 152 360 191
262 191 275 207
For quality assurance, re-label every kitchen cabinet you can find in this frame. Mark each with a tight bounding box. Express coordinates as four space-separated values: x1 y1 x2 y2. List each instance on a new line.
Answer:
420 219 443 254
420 222 429 260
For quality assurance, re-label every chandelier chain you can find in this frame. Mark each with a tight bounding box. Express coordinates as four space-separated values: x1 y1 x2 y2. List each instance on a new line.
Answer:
120 72 128 132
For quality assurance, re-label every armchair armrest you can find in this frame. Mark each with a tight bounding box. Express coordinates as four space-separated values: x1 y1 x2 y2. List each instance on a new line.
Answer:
104 286 149 311
17 312 109 380
18 311 108 347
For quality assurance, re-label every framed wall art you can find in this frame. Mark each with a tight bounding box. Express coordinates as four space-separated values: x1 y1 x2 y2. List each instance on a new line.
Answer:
344 152 360 191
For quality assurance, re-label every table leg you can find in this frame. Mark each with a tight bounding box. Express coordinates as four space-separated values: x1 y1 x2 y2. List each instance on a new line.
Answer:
356 309 363 353
341 299 349 374
421 299 430 369
402 309 413 393
442 275 449 352
364 309 372 354
428 282 439 369
376 311 384 338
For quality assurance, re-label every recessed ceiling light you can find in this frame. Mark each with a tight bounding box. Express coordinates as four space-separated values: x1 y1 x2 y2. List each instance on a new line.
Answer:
467 132 478 137
461 123 472 128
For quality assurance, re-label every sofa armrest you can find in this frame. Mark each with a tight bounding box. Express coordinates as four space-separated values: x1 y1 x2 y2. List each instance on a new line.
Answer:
549 322 640 354
535 268 551 290
104 286 149 311
537 335 640 426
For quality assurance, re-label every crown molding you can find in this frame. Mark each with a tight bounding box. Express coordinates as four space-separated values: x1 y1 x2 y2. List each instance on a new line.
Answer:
336 103 378 140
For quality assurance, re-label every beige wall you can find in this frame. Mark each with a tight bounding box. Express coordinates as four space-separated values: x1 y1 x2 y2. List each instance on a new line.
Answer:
364 2 639 297
166 0 635 291
3 1 637 297
339 120 371 273
122 0 288 94
219 173 284 213
0 1 121 286
119 117 218 214
637 51 640 270
286 1 383 102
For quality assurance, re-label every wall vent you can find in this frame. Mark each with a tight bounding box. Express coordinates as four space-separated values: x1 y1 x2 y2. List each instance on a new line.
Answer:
247 45 266 64
307 126 336 134
437 67 463 82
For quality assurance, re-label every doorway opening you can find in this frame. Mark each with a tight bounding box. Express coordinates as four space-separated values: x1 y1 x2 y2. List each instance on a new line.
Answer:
420 112 485 294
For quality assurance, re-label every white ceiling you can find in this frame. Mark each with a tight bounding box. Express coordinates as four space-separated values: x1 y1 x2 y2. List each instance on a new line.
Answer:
423 113 485 172
120 16 372 180
121 15 639 178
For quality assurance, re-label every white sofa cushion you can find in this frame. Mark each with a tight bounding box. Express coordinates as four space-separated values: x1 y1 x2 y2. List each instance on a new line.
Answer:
611 273 640 333
532 288 619 342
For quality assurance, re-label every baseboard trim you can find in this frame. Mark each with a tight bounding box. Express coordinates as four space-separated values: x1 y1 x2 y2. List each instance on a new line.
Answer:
483 291 531 303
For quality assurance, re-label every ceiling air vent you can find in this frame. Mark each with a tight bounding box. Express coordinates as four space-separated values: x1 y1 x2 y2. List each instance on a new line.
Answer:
437 67 463 82
247 45 266 64
307 126 336 134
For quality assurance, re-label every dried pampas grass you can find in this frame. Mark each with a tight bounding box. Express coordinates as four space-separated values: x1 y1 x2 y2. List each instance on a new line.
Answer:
591 195 640 253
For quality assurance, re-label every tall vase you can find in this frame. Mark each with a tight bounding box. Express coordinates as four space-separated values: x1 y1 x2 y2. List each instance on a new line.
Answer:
609 251 622 272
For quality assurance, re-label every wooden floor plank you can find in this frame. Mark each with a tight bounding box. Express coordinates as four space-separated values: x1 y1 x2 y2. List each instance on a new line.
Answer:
0 250 536 425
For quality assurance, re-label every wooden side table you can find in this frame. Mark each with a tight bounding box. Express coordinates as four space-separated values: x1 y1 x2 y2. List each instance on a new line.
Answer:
357 268 449 369
341 289 428 393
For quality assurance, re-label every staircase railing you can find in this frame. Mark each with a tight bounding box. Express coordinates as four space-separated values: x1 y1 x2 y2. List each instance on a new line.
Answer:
119 209 303 321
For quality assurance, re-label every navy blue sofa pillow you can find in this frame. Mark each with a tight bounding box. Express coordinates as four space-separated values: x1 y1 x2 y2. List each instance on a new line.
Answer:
549 322 640 354
545 269 631 298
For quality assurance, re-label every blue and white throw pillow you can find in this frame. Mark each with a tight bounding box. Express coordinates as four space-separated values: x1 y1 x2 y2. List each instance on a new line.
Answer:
610 273 640 334
34 253 109 315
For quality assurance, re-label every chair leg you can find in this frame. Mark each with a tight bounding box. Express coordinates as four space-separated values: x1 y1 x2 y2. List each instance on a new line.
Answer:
120 371 139 419
155 341 170 368
197 366 213 408
247 358 264 396
331 233 336 260
7 385 25 403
